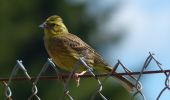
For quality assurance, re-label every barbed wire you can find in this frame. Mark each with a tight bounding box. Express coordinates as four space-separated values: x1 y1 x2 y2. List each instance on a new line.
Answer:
0 52 170 100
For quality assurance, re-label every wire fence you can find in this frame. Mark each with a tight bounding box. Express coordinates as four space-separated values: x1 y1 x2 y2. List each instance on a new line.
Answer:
0 52 170 100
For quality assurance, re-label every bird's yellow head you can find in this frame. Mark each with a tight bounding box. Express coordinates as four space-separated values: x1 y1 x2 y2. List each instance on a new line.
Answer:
40 15 68 36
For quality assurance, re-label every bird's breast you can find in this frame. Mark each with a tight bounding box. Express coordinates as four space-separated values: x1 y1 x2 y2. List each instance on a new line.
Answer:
44 37 80 71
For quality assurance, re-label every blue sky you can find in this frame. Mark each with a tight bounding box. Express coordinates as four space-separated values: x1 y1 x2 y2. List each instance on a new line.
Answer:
105 0 170 100
109 0 170 65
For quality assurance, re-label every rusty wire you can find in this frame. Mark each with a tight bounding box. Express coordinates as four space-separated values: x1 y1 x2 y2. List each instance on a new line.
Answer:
1 70 170 82
0 52 170 100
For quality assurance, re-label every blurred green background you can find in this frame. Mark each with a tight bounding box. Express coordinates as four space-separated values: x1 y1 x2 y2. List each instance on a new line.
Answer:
0 0 131 100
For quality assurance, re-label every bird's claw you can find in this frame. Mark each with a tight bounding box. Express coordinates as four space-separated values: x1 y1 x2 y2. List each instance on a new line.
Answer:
74 71 87 87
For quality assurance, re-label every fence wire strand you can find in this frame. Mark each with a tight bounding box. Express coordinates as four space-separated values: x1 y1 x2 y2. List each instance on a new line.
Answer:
28 58 59 100
3 60 31 100
1 53 170 100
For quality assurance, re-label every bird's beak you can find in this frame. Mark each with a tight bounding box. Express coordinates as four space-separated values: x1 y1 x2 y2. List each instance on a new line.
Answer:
39 22 47 28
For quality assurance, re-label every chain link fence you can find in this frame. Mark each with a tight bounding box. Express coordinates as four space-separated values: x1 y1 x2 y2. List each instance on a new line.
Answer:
0 52 170 100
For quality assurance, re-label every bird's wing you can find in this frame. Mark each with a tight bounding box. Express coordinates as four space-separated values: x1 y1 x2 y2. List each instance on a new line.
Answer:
58 33 110 70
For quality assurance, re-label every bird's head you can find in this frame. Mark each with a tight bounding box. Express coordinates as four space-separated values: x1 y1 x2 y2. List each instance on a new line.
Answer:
40 15 68 36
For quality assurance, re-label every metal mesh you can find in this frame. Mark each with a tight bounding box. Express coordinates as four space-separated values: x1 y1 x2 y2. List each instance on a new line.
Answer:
0 52 170 100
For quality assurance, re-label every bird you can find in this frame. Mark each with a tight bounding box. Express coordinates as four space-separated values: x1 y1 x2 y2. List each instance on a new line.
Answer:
40 15 135 92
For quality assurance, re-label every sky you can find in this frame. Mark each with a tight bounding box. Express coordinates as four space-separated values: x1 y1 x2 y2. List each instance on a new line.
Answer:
107 0 170 67
81 0 170 100
106 0 170 100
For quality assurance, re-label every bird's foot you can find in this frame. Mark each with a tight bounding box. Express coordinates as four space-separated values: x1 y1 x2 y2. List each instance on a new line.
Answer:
74 71 87 87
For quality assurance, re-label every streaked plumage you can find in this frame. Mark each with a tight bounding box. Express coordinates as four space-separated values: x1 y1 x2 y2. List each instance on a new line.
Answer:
40 15 135 91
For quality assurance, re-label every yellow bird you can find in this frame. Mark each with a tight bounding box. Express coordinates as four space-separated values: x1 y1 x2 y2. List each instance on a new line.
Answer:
40 15 135 91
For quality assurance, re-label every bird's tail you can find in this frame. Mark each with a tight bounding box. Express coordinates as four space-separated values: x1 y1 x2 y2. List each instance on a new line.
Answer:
104 66 135 92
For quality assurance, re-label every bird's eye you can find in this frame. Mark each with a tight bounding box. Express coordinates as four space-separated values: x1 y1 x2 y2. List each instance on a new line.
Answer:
49 23 55 27
50 19 54 21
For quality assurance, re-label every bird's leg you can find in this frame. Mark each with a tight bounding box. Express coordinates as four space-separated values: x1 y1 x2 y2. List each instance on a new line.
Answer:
74 71 87 87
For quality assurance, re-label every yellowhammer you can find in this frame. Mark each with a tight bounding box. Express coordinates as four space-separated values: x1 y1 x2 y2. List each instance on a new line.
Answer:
40 15 135 91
